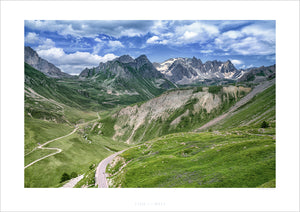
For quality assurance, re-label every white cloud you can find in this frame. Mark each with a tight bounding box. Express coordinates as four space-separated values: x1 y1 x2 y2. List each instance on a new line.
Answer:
231 37 274 55
215 30 275 55
36 38 56 50
175 22 219 44
182 31 197 40
119 28 144 37
25 32 40 44
222 30 243 39
231 59 243 65
37 47 117 74
200 50 213 54
108 40 124 49
25 20 154 38
214 22 275 55
93 38 124 53
146 36 168 45
242 25 275 42
146 36 160 44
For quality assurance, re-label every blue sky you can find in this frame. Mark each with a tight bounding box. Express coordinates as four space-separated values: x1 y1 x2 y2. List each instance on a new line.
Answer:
25 20 275 75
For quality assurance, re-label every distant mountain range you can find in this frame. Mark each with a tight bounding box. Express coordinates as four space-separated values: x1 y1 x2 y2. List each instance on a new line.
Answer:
25 46 275 85
153 57 244 84
79 54 176 100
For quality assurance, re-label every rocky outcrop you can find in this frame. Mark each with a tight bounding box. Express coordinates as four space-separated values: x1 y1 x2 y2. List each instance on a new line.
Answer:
25 46 71 78
238 65 276 83
112 85 250 144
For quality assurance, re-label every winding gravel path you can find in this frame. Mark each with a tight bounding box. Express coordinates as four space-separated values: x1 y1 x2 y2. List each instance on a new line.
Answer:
24 113 100 169
24 127 78 169
196 79 275 131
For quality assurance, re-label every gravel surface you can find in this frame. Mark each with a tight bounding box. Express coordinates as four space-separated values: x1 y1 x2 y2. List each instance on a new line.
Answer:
61 175 84 188
95 149 127 188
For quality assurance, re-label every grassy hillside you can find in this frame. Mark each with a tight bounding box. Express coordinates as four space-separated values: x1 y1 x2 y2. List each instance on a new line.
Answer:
209 84 275 131
106 84 276 188
55 62 176 109
24 60 276 188
110 85 251 143
24 125 130 188
25 63 98 110
107 131 275 188
24 118 74 154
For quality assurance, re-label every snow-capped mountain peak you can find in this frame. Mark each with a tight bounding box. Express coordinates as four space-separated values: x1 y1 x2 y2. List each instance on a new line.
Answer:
153 56 242 85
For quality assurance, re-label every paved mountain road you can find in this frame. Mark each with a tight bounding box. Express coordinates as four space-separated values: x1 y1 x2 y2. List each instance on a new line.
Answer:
61 175 84 188
95 149 127 188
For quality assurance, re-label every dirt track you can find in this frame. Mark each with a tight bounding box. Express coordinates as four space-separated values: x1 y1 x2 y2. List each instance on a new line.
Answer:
24 113 100 169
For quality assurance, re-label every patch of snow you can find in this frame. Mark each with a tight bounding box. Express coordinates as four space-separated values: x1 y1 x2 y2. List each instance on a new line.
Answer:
224 72 234 79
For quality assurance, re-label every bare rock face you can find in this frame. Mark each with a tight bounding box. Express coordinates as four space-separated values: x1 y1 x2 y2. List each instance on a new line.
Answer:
112 85 249 144
25 46 71 78
237 65 276 83
116 55 135 63
154 57 243 85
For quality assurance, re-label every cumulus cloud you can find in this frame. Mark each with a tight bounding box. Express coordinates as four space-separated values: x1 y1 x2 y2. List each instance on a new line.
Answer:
146 36 160 44
175 22 219 44
108 40 124 49
36 38 56 50
230 59 243 65
146 36 168 45
25 32 40 44
145 21 220 46
93 38 124 54
25 20 275 69
215 24 275 56
37 47 117 74
222 30 243 39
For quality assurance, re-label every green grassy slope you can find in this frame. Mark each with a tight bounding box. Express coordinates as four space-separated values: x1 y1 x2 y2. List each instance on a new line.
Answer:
107 131 275 188
111 85 251 143
56 61 176 109
25 130 129 188
24 118 74 154
25 63 97 110
210 84 275 131
107 84 276 188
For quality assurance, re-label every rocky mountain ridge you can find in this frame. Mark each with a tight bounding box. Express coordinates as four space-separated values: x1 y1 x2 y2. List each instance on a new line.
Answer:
153 57 243 84
24 46 71 78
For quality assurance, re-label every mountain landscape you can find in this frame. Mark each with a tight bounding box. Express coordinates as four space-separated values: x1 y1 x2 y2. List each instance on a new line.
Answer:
153 57 243 84
25 46 71 78
24 46 275 188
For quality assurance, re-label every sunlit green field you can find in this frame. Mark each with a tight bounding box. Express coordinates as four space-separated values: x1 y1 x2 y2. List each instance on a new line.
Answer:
24 130 129 187
107 84 276 188
107 129 275 188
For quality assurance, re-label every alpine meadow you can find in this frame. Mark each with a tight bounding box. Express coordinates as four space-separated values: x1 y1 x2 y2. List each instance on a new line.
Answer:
24 20 276 188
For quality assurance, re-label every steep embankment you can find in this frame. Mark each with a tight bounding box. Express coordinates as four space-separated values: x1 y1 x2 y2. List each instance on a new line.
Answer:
109 85 251 144
105 80 276 188
196 79 275 131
